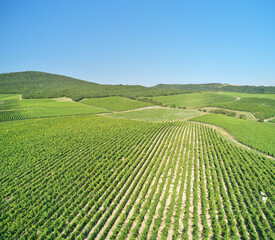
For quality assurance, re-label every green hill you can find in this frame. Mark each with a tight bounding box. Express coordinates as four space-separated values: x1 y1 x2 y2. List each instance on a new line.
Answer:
155 83 275 94
0 71 184 101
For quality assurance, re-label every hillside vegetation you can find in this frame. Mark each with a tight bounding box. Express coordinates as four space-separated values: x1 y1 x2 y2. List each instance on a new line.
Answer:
1 71 274 239
217 91 275 99
149 93 235 108
0 71 184 101
155 83 275 94
0 94 107 122
190 114 275 157
105 107 205 122
81 96 153 111
209 97 275 121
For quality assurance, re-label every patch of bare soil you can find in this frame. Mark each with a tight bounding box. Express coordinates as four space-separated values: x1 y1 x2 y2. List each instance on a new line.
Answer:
264 116 275 122
53 97 73 102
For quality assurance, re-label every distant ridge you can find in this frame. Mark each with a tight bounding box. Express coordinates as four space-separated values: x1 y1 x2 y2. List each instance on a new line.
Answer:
0 71 183 100
154 83 275 94
0 71 274 100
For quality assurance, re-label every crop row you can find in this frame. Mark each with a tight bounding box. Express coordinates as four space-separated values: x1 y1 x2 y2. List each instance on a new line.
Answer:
1 115 274 239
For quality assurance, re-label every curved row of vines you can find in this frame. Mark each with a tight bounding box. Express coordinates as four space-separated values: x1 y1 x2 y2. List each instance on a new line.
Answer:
0 115 274 239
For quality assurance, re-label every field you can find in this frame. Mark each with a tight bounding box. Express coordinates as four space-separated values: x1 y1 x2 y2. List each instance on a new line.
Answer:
201 107 255 120
1 115 274 239
80 97 153 111
217 91 275 99
149 93 236 108
1 80 275 240
103 107 205 122
190 114 275 157
0 94 107 122
209 97 275 121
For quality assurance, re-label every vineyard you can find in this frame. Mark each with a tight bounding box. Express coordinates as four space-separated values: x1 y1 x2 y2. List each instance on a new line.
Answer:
104 107 204 122
80 97 153 111
0 94 107 122
1 115 274 239
209 97 275 121
191 114 275 157
149 93 236 108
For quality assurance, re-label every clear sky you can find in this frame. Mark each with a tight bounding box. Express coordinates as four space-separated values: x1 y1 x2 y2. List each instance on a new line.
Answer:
1 0 274 86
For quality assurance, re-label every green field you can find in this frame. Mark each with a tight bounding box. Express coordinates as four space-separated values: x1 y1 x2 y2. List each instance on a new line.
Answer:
209 97 275 120
104 107 205 122
217 91 275 99
190 114 275 157
202 107 255 120
0 94 107 122
1 75 275 240
81 96 153 111
1 115 274 239
149 93 236 108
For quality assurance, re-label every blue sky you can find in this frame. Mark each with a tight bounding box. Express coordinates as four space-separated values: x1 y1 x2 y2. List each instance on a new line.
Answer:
1 0 274 86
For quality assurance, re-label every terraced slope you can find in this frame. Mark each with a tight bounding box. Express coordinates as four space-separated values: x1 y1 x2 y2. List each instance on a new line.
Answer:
1 115 274 239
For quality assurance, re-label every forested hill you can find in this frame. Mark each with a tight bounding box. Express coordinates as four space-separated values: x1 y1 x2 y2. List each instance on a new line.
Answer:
155 83 275 94
0 71 184 100
1 71 274 100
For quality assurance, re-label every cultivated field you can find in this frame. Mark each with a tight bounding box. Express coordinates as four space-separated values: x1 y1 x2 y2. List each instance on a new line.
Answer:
149 93 235 108
1 115 274 239
1 87 275 240
209 97 275 121
103 107 205 122
81 97 153 111
0 94 107 122
191 114 275 157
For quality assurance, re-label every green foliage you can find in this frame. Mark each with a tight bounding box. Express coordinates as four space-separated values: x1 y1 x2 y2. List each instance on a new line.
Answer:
0 95 107 121
190 114 275 156
0 71 185 101
239 114 246 119
80 96 153 111
1 117 274 239
209 109 237 117
149 93 236 108
105 107 205 122
155 83 275 94
209 97 275 121
217 91 275 99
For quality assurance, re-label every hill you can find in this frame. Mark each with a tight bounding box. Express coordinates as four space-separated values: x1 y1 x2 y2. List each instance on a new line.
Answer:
155 83 275 94
0 71 184 101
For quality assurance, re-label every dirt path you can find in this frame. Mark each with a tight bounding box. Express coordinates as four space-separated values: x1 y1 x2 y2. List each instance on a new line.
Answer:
195 122 275 160
97 105 166 116
264 116 275 122
234 96 241 101
53 97 73 102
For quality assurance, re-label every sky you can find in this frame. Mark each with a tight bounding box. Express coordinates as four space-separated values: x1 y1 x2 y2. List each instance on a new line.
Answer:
0 0 275 86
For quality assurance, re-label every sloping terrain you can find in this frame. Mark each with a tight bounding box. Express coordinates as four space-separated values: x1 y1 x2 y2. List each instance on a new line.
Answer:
1 116 274 239
149 92 235 108
190 114 275 157
81 97 153 111
0 71 183 100
0 94 107 122
155 83 275 94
